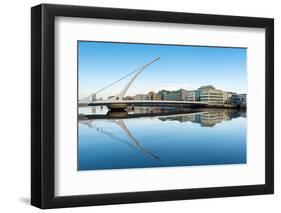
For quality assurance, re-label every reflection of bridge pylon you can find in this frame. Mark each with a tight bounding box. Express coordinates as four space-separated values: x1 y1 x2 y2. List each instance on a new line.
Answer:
114 119 160 160
79 119 160 160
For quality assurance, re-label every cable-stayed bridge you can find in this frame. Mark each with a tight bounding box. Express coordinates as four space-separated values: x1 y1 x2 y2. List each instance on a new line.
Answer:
79 57 208 110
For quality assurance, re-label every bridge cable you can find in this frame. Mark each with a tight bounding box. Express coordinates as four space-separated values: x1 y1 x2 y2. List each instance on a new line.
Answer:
94 65 146 95
80 65 146 101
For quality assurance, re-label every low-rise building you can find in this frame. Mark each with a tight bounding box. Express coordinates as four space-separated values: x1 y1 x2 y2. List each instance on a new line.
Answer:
197 85 224 104
163 89 188 101
223 92 237 104
154 94 162 100
123 96 134 100
134 94 149 100
187 87 239 104
132 86 244 105
147 91 158 100
157 90 167 100
187 90 199 102
230 94 247 106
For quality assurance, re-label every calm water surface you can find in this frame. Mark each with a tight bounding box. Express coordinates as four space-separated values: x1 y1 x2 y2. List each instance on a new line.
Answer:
78 106 246 170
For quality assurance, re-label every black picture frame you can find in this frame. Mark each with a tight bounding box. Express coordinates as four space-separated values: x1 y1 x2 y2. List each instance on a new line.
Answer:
31 3 274 209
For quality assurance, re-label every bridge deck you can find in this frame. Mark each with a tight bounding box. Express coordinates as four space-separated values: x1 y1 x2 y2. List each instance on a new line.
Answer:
82 100 208 107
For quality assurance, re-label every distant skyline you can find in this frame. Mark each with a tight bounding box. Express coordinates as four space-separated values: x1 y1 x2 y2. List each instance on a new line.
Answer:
78 41 247 99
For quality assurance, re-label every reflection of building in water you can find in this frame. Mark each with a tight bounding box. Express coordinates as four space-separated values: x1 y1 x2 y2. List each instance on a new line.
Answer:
158 110 246 127
127 107 152 114
228 109 247 118
127 107 190 115
200 111 228 127
79 118 160 161
79 109 246 163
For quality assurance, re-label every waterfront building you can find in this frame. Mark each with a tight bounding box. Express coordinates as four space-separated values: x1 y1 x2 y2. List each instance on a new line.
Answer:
163 92 177 101
230 94 247 106
197 85 224 104
154 94 162 100
123 96 134 100
187 90 196 102
157 90 168 100
134 94 149 100
181 89 189 101
187 86 238 104
223 91 237 104
187 90 200 102
147 91 158 100
131 86 242 104
163 89 188 101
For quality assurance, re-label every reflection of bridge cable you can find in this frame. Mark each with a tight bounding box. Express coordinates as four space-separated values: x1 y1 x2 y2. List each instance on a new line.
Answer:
88 124 160 160
114 119 161 160
96 127 137 149
89 123 160 160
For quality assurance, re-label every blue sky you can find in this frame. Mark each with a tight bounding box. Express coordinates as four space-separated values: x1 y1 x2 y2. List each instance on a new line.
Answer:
78 41 247 99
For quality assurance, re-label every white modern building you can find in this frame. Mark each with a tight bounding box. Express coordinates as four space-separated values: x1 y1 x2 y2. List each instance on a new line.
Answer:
187 90 199 102
186 85 239 104
197 85 224 104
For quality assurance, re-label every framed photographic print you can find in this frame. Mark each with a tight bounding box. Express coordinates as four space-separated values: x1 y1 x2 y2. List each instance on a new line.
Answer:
31 3 274 209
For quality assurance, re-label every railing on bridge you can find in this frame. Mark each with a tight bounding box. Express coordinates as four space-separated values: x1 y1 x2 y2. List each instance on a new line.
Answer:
90 99 209 104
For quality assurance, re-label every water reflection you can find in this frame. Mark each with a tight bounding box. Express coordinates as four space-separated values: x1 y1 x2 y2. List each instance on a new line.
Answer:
158 109 246 127
78 107 247 170
79 107 246 127
80 118 160 160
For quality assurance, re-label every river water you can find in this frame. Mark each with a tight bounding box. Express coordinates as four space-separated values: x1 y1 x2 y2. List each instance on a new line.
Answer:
78 106 246 171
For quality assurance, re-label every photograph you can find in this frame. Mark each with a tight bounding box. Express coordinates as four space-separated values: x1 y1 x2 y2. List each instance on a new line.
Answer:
30 3 274 209
78 41 247 171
